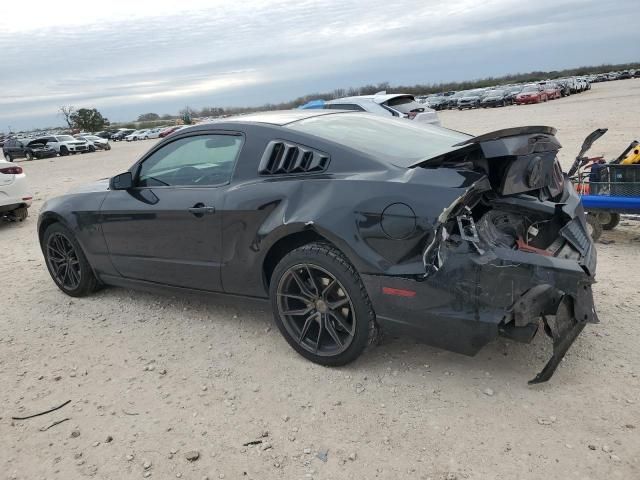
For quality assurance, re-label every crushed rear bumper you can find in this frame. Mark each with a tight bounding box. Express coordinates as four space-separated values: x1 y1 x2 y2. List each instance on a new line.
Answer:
362 239 598 384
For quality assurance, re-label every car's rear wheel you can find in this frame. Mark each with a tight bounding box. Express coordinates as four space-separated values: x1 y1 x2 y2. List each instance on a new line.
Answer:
43 223 98 297
270 242 377 366
25 151 34 161
4 152 12 162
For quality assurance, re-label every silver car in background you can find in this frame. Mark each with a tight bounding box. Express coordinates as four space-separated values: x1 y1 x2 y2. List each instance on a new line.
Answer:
324 92 440 126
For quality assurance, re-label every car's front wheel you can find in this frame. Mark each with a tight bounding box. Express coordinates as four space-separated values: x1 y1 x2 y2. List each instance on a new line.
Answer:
270 242 377 366
25 151 34 161
43 223 98 297
4 152 12 162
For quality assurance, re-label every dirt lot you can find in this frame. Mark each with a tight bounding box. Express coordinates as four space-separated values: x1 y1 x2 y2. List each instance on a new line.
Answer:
2 79 639 480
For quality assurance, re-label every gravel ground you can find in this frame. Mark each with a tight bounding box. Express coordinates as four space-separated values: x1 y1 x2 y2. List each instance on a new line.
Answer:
1 79 639 480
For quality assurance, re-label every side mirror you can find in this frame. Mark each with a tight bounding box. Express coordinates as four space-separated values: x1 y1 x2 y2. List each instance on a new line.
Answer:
110 171 133 190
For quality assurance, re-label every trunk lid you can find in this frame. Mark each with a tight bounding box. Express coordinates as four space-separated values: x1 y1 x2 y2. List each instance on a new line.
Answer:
410 126 565 198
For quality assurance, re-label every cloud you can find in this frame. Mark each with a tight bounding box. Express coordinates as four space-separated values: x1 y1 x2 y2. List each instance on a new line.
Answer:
0 0 638 130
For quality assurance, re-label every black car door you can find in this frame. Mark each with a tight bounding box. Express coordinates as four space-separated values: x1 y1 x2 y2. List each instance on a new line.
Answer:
12 140 25 159
100 132 243 291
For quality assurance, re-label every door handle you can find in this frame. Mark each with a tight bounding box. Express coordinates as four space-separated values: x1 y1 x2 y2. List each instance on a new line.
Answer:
188 203 215 217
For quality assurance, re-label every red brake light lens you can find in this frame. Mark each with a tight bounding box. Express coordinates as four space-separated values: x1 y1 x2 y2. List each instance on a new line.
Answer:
0 166 23 174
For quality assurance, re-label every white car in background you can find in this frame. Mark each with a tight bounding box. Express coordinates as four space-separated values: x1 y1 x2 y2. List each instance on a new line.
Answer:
0 159 32 221
143 128 163 139
324 92 441 126
33 135 90 156
75 135 111 151
125 130 149 141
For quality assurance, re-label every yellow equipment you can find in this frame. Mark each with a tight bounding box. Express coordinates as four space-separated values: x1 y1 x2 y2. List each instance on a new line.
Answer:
620 143 640 165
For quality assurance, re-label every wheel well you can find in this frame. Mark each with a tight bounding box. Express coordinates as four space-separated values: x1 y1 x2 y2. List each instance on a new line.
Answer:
263 230 329 288
38 216 60 244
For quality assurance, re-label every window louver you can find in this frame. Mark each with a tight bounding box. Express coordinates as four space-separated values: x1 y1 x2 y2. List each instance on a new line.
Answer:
259 141 329 175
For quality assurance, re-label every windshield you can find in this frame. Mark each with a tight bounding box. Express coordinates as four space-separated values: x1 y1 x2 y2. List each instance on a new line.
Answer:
286 113 470 167
522 86 538 92
56 135 75 142
385 97 424 114
488 90 505 95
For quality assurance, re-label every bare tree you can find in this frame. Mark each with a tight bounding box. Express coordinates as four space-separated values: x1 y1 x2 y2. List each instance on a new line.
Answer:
59 106 76 129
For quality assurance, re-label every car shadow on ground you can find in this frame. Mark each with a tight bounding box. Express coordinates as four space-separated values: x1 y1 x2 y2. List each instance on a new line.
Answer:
88 285 590 388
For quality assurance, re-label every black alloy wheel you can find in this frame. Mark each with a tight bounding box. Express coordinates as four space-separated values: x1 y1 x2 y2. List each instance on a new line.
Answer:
46 232 82 290
270 243 377 366
43 223 98 296
277 263 356 357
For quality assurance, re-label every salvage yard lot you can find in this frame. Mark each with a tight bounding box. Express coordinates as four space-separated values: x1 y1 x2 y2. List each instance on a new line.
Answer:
2 80 639 480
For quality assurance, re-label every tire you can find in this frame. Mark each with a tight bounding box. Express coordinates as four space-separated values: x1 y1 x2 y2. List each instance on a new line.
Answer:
105 143 111 151
598 212 620 231
585 213 603 242
269 242 377 366
25 151 34 161
59 146 69 156
12 206 28 221
89 145 96 153
42 223 98 297
4 152 13 162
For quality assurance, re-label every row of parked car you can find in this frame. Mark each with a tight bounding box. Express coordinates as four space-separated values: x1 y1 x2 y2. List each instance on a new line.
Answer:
1 134 113 162
417 76 594 111
110 125 188 141
1 125 191 162
591 69 640 82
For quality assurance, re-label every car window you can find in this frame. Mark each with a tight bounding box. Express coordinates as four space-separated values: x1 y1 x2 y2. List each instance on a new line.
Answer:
384 97 423 113
287 113 470 167
325 103 365 111
56 135 75 142
137 134 242 187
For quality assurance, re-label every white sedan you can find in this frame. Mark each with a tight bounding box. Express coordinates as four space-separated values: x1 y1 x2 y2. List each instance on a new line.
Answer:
0 159 32 221
76 135 112 151
143 128 163 139
125 130 149 142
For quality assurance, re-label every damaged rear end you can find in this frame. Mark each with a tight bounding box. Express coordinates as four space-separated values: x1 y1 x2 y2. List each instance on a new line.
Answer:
386 127 597 383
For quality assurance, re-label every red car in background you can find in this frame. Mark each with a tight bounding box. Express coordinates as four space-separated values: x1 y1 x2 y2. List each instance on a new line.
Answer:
540 82 561 100
159 125 182 138
515 84 548 104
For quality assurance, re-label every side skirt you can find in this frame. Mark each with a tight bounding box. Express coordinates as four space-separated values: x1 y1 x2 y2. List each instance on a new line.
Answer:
99 274 270 308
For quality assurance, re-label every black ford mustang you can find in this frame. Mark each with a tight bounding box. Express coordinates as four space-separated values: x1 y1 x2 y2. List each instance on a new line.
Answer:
38 110 598 383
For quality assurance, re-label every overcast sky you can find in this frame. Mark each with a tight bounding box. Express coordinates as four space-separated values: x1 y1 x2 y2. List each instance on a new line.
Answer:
1 0 638 131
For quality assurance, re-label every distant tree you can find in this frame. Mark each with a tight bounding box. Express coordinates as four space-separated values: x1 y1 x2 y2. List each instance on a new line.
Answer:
160 114 174 120
179 106 195 125
59 106 76 128
332 88 346 99
137 112 160 121
70 108 109 132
